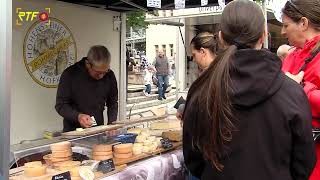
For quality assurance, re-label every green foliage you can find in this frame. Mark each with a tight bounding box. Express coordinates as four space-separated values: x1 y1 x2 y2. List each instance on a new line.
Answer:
126 11 149 29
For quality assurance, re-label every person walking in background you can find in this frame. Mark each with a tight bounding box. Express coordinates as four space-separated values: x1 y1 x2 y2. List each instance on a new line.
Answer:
143 65 156 97
281 0 320 179
277 44 295 61
153 50 170 100
183 0 316 179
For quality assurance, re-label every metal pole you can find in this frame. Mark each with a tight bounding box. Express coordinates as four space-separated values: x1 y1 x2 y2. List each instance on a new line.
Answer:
0 0 12 179
119 13 127 121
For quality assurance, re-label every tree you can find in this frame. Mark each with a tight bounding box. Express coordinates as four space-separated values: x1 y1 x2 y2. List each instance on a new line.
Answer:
126 11 149 30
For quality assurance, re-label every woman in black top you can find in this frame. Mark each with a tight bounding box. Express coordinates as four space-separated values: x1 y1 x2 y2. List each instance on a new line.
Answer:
183 0 316 179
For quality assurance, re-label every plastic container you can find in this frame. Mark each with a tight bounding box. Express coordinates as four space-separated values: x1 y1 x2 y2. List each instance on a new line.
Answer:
114 133 138 144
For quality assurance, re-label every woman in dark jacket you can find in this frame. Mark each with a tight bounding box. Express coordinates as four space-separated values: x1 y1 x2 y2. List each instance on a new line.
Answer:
183 0 316 180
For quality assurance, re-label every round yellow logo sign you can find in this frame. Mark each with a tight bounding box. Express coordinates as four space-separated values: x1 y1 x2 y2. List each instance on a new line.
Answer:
23 17 77 88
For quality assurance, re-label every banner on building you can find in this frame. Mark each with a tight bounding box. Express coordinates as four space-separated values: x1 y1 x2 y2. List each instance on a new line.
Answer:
147 0 161 8
201 0 208 6
175 0 185 9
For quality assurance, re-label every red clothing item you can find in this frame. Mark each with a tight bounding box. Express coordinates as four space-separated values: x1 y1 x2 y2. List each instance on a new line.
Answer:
282 34 320 180
282 34 320 128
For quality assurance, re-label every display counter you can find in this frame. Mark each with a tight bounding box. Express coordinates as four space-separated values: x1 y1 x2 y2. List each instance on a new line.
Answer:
9 117 184 179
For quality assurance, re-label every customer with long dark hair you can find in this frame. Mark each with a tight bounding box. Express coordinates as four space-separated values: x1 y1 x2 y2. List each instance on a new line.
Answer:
281 0 320 179
183 0 316 179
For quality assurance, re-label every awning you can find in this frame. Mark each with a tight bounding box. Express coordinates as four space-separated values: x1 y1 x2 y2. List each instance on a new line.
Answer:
57 0 233 12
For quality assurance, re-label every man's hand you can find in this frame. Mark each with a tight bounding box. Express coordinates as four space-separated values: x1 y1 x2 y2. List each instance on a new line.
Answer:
285 71 304 84
78 114 92 128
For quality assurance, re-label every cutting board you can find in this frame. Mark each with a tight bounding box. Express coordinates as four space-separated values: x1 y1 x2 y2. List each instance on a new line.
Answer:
113 142 182 166
61 124 124 138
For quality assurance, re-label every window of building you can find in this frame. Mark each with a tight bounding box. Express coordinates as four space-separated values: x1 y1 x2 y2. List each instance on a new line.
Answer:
162 44 166 56
169 44 174 57
155 45 159 56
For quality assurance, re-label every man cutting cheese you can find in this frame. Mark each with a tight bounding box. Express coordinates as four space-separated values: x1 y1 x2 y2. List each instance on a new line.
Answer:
55 45 118 132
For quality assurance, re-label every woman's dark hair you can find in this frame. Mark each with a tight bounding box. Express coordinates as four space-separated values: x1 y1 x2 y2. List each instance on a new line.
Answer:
282 0 320 31
185 0 265 171
191 32 219 55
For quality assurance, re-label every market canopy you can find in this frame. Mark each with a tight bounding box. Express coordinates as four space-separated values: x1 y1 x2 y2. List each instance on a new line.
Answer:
58 0 234 12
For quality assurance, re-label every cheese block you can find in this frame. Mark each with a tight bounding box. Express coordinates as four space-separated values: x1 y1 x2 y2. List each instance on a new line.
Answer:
79 166 95 180
135 135 147 143
50 141 71 151
150 144 158 152
127 128 143 134
133 146 143 155
155 138 162 146
114 152 133 159
93 144 112 152
51 150 72 158
113 143 133 154
70 167 81 177
24 162 47 177
150 121 181 130
162 130 182 142
24 166 47 177
92 154 113 161
92 150 113 156
133 143 143 148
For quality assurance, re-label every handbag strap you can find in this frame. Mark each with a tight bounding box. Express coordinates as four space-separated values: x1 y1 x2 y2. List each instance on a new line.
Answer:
299 41 320 72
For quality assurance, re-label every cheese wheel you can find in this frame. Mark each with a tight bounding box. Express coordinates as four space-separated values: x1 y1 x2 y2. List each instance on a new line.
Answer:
113 143 133 154
50 141 71 151
114 152 133 159
93 144 112 152
51 150 72 158
24 166 47 177
51 156 72 163
92 150 113 156
127 128 142 134
92 154 113 161
135 135 147 143
24 161 43 168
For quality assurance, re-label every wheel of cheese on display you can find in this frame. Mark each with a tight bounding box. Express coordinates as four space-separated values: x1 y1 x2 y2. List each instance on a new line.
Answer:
24 161 47 177
92 150 113 156
93 144 112 152
114 152 133 159
92 154 114 161
113 143 133 154
51 150 73 158
50 141 71 151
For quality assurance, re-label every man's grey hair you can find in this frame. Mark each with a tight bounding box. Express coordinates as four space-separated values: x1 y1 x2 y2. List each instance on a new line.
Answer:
277 44 292 61
87 45 111 66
